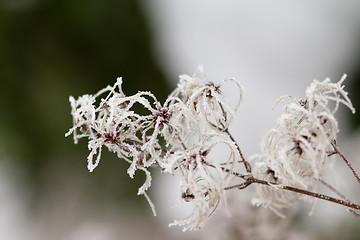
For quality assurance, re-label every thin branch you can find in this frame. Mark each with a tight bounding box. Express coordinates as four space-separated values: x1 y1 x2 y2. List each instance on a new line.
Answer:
253 177 360 211
220 166 250 179
224 129 252 173
224 181 252 190
224 174 360 211
331 141 360 184
216 102 252 173
319 179 348 201
319 179 360 216
279 184 360 210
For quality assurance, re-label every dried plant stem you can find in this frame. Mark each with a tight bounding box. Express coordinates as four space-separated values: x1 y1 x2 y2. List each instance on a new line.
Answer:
224 129 252 173
275 183 360 210
217 102 252 173
331 141 360 184
319 179 360 216
319 179 348 201
226 175 360 211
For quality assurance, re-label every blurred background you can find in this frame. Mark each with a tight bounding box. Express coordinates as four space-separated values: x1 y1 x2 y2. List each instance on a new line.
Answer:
0 0 360 239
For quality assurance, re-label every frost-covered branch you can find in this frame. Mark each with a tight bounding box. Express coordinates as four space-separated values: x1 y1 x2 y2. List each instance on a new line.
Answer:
66 67 359 231
331 140 360 184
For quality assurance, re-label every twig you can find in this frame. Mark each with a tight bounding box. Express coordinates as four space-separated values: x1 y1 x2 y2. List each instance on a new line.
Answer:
331 141 360 184
224 129 252 173
216 102 252 173
255 178 360 210
224 181 252 190
224 173 360 211
319 179 360 216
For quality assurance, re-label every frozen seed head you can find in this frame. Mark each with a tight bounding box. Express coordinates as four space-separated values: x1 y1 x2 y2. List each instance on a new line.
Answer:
170 65 243 131
253 75 355 210
66 67 243 231
169 135 240 231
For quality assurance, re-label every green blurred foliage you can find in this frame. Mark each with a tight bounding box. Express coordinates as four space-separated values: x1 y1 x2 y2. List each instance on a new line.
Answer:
0 0 169 208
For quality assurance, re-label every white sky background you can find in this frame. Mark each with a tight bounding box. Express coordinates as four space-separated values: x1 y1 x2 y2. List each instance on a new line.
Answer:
140 0 360 236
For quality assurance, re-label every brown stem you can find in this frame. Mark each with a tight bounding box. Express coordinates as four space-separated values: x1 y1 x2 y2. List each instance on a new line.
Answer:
319 179 349 201
225 175 360 211
331 141 360 184
216 102 251 173
319 179 360 216
279 184 360 210
224 181 252 190
224 129 252 173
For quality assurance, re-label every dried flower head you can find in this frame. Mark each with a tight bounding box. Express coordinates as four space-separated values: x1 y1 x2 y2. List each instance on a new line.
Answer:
168 135 239 231
170 66 242 131
253 75 355 210
66 67 244 231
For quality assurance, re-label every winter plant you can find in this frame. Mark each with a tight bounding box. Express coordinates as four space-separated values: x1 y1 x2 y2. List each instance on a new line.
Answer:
66 66 360 231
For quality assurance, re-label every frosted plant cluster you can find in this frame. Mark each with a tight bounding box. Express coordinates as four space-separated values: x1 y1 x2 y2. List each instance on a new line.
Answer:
66 67 359 232
66 67 243 230
252 75 356 210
